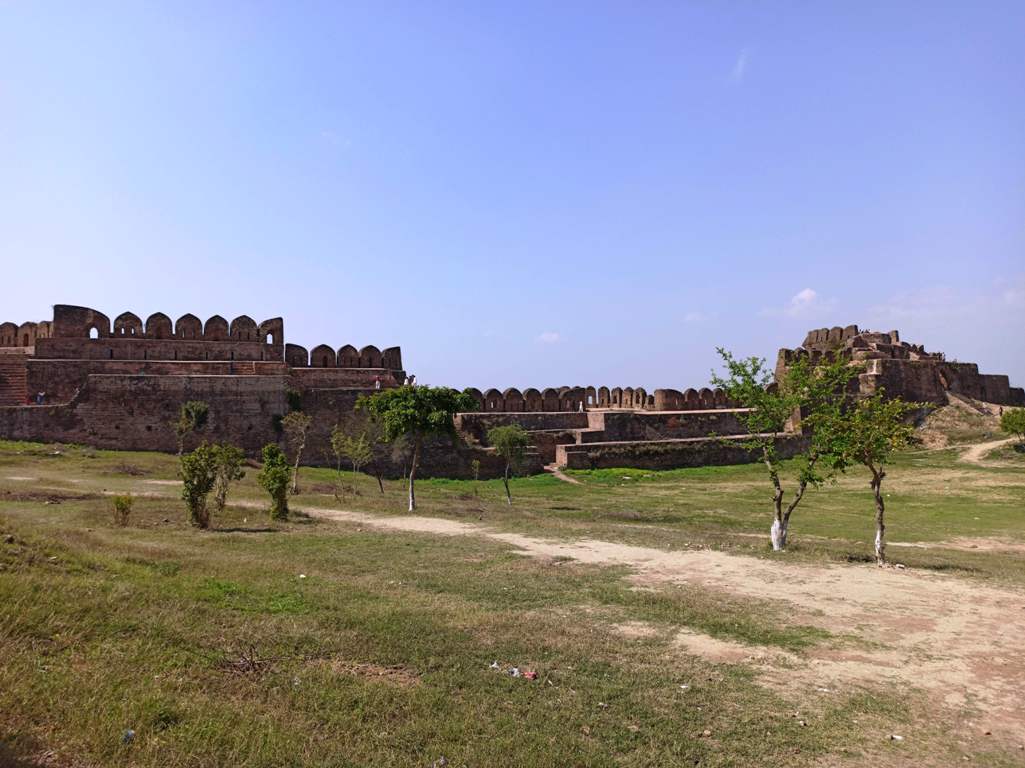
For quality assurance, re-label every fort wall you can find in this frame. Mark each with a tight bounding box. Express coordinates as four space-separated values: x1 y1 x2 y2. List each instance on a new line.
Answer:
557 434 808 471
777 325 1025 406
462 385 732 413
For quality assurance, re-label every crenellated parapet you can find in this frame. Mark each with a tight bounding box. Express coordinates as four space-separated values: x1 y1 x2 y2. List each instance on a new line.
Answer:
0 319 53 348
48 305 285 345
461 385 733 412
283 343 402 371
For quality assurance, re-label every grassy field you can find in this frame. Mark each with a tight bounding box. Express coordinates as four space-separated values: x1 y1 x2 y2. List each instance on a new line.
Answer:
1 436 1024 767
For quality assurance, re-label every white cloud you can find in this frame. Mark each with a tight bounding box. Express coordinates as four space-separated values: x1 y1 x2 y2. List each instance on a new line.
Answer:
785 288 820 316
731 49 749 83
684 311 707 324
537 331 561 344
1001 278 1025 307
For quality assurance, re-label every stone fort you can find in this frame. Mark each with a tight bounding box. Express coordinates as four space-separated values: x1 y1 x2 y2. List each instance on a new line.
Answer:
0 306 1021 477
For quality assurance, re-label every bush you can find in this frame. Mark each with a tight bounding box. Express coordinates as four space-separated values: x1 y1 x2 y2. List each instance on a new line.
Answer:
212 444 246 514
180 443 218 529
1000 408 1025 445
112 494 133 527
258 444 291 520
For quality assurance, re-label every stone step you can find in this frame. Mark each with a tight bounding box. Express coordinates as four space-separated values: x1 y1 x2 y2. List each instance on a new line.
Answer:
0 357 28 406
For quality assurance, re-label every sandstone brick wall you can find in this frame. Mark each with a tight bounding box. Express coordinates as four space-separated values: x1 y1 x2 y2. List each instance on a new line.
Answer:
0 374 287 453
462 385 731 413
778 326 1025 407
557 434 808 471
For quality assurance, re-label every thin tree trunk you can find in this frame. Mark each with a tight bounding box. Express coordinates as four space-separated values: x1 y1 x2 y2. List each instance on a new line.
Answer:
765 452 786 551
871 466 887 565
290 439 306 495
408 438 421 512
779 477 810 549
503 463 512 505
376 471 384 494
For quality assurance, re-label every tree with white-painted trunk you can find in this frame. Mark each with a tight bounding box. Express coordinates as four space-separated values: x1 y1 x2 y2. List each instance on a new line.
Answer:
712 349 857 552
820 392 919 565
357 385 477 512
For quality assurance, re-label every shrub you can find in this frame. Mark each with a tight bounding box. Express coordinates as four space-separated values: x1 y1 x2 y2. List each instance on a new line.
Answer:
112 494 133 527
172 400 209 455
212 444 246 514
180 442 218 529
1000 408 1025 445
258 444 291 520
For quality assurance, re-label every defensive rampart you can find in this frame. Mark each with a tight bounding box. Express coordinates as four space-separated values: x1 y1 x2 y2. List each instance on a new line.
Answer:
776 325 1025 406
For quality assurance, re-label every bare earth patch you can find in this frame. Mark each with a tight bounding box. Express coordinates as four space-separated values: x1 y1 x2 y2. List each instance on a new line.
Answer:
614 621 659 639
322 660 420 687
291 501 1025 747
893 536 1025 554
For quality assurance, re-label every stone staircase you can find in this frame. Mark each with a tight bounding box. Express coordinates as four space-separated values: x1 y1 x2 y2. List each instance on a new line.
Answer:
0 353 28 406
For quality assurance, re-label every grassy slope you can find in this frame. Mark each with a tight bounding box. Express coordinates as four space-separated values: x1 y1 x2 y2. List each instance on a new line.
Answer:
1 438 1024 766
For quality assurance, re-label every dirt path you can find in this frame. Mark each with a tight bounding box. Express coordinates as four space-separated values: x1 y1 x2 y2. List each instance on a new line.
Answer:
279 499 1025 746
93 481 1025 747
960 437 1016 464
543 463 582 485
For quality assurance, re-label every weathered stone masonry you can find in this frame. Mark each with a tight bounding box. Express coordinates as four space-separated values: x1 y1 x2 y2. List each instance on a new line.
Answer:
775 325 1024 407
3 308 1020 476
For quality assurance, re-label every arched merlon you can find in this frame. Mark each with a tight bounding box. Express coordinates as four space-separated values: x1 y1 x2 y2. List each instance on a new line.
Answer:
175 314 202 339
113 312 143 337
229 315 258 342
259 318 283 346
285 344 309 367
52 305 110 338
382 346 402 370
204 315 228 341
145 312 173 339
310 344 337 368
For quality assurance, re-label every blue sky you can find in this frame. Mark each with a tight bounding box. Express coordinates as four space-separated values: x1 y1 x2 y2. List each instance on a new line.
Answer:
2 2 1023 389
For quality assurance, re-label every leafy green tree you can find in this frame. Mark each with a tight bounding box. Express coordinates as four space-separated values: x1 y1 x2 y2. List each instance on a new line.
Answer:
820 393 920 565
487 425 531 505
1000 407 1025 446
180 442 219 528
358 385 477 511
212 444 246 515
711 350 858 551
258 444 291 521
172 400 209 455
281 411 313 495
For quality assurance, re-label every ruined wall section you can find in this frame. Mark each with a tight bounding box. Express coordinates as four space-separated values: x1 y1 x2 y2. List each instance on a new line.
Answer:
777 325 1025 406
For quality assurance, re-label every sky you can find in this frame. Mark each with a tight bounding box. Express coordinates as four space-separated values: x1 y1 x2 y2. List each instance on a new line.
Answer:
1 2 1023 390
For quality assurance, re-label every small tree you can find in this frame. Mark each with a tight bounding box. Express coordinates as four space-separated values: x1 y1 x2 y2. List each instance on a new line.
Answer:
112 494 133 527
180 442 219 529
823 393 919 565
712 350 858 551
281 411 313 495
1000 408 1025 446
172 400 209 455
212 444 246 515
358 385 477 511
330 420 375 495
487 425 531 505
258 444 291 521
